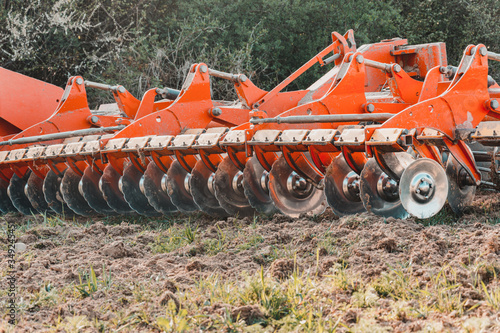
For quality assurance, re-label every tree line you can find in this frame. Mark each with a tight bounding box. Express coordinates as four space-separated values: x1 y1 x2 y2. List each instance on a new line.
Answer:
1 0 499 105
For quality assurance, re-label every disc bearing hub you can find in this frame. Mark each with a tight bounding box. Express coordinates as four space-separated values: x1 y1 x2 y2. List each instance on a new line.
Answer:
286 172 312 198
231 171 245 195
342 171 360 201
410 173 435 203
376 174 399 202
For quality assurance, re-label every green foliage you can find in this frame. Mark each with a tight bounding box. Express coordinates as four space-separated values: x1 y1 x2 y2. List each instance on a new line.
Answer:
74 265 112 298
1 0 499 104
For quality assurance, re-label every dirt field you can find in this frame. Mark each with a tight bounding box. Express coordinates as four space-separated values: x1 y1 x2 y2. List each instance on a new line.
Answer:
1 191 500 332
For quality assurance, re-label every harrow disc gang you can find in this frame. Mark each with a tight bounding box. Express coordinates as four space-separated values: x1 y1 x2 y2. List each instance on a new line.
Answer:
242 156 278 215
400 158 449 219
166 160 199 212
190 160 229 217
268 156 326 218
143 162 178 214
0 179 16 214
61 168 96 216
100 165 134 214
8 171 36 215
214 156 256 217
121 162 161 216
324 155 365 216
359 158 409 219
81 166 117 215
26 172 52 214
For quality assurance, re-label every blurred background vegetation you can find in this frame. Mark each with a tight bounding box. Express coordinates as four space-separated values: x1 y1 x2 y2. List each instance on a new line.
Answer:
1 0 499 105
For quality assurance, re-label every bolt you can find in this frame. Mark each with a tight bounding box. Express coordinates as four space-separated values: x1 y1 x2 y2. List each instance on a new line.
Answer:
295 178 307 189
366 104 375 113
480 47 487 56
490 99 499 110
118 86 126 93
211 107 222 116
470 46 476 55
239 74 248 82
76 77 84 85
200 65 208 73
348 55 354 62
393 64 402 73
356 55 364 64
90 115 99 124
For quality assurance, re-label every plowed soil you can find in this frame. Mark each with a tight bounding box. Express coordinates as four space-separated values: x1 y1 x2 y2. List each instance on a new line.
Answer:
1 191 500 332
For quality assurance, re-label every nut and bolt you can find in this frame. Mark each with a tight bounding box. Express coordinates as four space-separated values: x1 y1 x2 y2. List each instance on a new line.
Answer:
366 104 375 113
200 65 208 73
356 55 364 64
393 64 402 73
76 78 84 85
211 107 222 116
490 99 499 110
480 47 488 56
118 86 126 93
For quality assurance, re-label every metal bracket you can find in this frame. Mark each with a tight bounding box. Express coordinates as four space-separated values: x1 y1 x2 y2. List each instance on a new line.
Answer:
221 130 246 146
121 136 153 152
303 129 339 145
335 128 366 146
144 135 174 151
248 130 281 145
275 129 309 145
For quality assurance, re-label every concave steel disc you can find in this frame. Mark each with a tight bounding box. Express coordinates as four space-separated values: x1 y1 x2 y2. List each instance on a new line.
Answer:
359 158 409 219
166 160 199 212
0 178 17 214
61 168 96 216
121 162 161 216
324 155 365 216
43 169 74 216
446 154 476 215
190 160 229 217
25 172 52 214
214 156 256 217
242 156 278 215
143 162 177 215
268 156 326 218
400 158 448 219
8 171 37 215
100 164 134 214
81 166 117 215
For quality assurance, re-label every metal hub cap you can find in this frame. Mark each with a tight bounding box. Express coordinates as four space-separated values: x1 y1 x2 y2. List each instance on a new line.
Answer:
376 174 399 202
78 178 85 197
400 158 448 219
410 174 435 203
231 171 245 195
286 172 312 198
184 173 192 193
207 173 216 195
161 173 168 193
260 171 270 193
139 175 146 195
342 171 360 201
118 176 124 193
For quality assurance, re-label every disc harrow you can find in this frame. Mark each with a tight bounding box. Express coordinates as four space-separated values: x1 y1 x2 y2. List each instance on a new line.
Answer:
2 30 500 221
